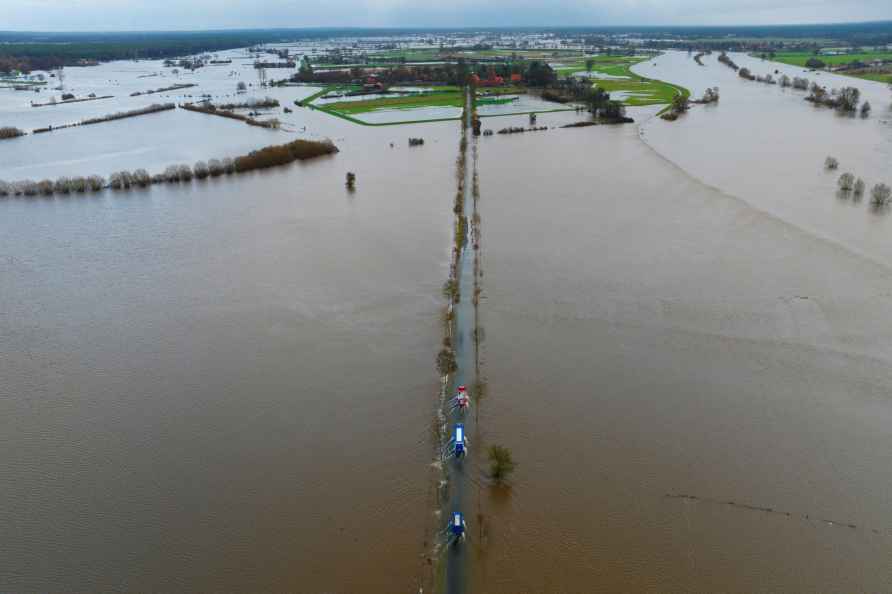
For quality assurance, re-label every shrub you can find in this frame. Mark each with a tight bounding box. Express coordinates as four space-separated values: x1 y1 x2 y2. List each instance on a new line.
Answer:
860 102 871 118
233 139 337 173
838 173 855 191
779 74 791 87
872 183 891 206
488 445 516 483
824 156 839 170
792 77 809 90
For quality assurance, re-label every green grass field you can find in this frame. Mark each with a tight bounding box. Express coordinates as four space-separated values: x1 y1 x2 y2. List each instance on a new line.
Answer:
762 51 892 67
556 55 688 107
323 92 465 114
760 51 892 83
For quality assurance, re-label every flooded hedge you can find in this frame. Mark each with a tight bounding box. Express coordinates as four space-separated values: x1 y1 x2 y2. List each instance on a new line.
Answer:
33 103 175 134
0 126 26 140
0 139 338 198
180 102 281 129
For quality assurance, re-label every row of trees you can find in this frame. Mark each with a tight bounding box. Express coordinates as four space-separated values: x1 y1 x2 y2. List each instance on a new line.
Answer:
291 59 558 89
0 175 105 196
0 139 338 198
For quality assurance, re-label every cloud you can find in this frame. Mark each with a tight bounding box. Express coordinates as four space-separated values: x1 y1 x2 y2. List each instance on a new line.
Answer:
1 0 890 30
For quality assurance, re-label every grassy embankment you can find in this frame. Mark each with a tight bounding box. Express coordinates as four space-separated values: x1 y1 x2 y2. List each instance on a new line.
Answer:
758 51 892 83
555 55 689 108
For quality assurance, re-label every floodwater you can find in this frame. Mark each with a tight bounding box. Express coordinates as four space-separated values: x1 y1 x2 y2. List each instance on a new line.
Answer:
636 50 892 265
471 92 892 590
1 56 461 591
5 45 892 594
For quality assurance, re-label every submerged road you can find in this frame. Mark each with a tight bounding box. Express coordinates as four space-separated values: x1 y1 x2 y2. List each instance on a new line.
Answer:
443 86 478 594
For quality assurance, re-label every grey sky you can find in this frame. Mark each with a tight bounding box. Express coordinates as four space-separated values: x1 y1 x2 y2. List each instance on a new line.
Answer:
3 0 891 30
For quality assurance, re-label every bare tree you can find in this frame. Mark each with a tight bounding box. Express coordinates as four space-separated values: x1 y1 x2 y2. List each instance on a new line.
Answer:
164 165 180 182
86 175 105 192
133 169 150 187
194 161 209 179
208 158 224 176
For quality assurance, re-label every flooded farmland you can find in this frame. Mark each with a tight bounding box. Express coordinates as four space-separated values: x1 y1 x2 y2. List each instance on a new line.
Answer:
1 58 461 590
471 67 892 590
3 42 892 594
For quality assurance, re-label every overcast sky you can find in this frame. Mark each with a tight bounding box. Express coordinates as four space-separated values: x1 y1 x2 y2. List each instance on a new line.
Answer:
3 0 891 31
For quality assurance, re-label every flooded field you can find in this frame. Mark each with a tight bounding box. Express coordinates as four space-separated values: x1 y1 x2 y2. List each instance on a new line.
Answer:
0 64 461 590
637 50 892 264
472 107 892 590
4 42 892 594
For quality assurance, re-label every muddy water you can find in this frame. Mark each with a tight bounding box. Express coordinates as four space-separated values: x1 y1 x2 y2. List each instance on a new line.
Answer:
637 50 892 265
0 110 459 592
472 108 892 592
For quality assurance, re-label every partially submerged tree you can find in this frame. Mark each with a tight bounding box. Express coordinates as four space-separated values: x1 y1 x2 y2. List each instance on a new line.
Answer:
824 156 839 170
854 178 866 196
838 172 855 191
836 87 860 113
488 445 516 484
860 101 871 118
872 183 892 207
193 161 209 179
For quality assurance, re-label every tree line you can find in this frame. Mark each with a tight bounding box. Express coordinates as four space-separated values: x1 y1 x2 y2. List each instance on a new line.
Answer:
0 138 338 198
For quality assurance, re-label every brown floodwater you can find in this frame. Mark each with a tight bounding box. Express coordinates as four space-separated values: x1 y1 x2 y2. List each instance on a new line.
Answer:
471 106 892 591
5 47 892 594
1 109 460 593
